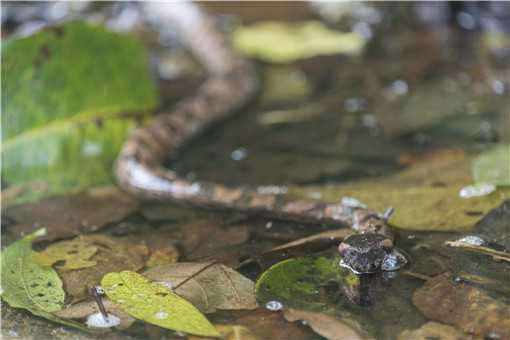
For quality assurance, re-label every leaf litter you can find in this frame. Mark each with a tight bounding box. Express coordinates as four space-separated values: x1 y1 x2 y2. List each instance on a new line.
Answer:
143 262 257 313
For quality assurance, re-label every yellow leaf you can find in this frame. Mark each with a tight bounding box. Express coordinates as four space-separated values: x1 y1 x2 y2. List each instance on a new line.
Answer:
101 271 220 337
33 238 98 270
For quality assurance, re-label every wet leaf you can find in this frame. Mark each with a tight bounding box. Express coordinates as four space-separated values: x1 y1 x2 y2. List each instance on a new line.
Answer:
58 234 148 302
188 324 258 340
473 199 510 249
233 21 365 63
472 144 510 186
445 239 510 263
143 262 257 313
34 238 98 270
255 256 341 310
2 21 157 202
397 322 468 340
3 187 138 241
55 298 136 330
283 309 370 340
145 246 179 268
290 185 510 231
1 229 65 315
412 273 510 339
101 271 220 337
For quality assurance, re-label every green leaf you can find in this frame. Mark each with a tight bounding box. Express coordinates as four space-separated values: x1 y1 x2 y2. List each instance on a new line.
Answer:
472 144 510 186
101 271 221 337
233 21 365 63
1 21 157 203
33 238 98 271
1 228 65 316
255 256 341 310
1 229 100 331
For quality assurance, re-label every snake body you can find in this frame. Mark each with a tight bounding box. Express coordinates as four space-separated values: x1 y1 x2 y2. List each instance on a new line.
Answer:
115 4 400 274
115 2 357 226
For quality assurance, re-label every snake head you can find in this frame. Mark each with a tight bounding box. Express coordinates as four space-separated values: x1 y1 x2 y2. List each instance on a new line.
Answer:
338 234 394 274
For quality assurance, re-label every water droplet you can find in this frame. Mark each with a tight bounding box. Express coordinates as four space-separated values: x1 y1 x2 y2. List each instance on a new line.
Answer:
231 147 247 161
492 80 505 95
265 300 283 311
265 222 273 229
456 235 486 246
154 311 169 320
459 183 495 198
391 80 408 95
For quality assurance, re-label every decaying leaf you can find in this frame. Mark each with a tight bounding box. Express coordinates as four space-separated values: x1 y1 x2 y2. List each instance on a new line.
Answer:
33 238 98 270
397 322 472 340
290 185 510 231
55 298 135 330
472 144 510 186
283 309 369 340
57 234 148 302
255 256 341 310
412 273 510 339
188 325 258 340
233 21 365 63
473 199 510 249
1 229 87 331
101 271 220 337
3 187 138 241
1 228 65 316
145 246 179 268
178 219 250 266
143 262 257 313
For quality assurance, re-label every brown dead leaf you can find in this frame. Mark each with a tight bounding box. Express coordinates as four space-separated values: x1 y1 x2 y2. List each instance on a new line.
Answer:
178 219 250 266
188 324 258 340
3 187 138 241
283 309 371 340
143 262 257 313
58 234 148 302
397 322 477 340
55 298 135 330
145 246 179 268
413 273 510 339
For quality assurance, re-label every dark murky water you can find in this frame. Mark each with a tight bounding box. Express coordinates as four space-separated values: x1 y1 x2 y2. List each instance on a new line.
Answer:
2 2 509 340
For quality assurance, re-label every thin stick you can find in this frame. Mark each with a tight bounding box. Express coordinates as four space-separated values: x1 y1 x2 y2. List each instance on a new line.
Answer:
90 286 108 321
173 261 218 290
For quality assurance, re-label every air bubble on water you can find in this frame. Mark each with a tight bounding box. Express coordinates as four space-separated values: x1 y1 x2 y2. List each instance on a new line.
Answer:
344 97 364 112
231 147 248 161
265 300 283 311
341 196 367 209
381 249 407 271
86 313 121 328
391 80 408 95
456 235 486 246
459 183 495 198
154 311 169 320
265 222 273 229
492 80 505 95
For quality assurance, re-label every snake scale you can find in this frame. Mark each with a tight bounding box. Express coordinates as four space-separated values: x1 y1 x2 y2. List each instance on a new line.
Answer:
115 3 398 273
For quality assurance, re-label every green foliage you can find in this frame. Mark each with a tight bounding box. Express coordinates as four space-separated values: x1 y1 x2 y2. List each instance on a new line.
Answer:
102 271 221 337
1 228 65 316
1 21 157 202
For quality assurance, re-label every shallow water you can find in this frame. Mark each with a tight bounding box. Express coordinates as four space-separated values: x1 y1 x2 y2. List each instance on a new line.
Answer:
2 2 510 340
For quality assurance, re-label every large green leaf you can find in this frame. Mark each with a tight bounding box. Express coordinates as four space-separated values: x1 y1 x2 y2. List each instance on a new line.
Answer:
101 271 221 337
1 21 157 202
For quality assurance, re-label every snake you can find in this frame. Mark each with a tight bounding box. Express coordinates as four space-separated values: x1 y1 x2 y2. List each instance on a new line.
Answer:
114 2 403 274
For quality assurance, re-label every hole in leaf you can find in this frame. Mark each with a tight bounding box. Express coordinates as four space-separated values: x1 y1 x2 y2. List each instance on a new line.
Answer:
30 283 39 288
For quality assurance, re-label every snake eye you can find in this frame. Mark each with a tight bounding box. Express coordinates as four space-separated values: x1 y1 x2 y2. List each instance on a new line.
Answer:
338 242 350 256
380 238 393 252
